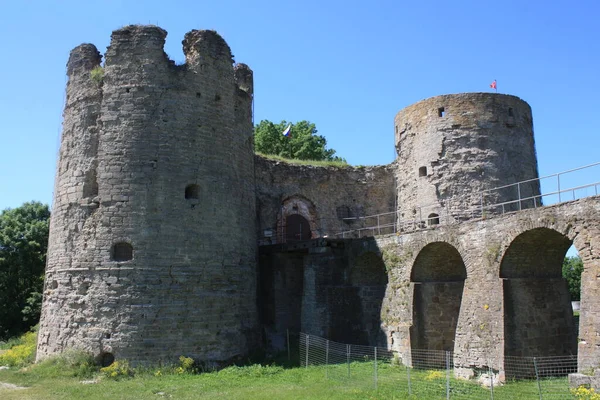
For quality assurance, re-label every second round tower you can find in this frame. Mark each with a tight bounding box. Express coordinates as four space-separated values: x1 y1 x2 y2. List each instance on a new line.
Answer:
394 93 541 225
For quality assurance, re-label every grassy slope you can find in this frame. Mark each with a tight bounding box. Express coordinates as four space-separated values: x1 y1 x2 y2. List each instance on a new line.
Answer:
0 361 566 400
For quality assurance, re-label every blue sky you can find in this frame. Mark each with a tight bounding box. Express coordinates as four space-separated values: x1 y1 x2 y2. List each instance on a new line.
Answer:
1 0 599 212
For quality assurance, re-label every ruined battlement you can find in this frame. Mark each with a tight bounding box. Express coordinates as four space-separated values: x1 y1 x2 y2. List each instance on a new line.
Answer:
38 26 257 366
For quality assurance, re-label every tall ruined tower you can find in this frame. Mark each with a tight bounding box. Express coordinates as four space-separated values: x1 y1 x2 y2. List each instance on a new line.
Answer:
394 93 541 224
37 26 257 365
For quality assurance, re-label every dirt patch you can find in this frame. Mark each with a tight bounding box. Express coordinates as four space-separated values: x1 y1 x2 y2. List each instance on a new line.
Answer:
0 382 27 390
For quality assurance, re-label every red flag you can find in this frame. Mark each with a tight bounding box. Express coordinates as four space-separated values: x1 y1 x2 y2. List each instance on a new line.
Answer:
490 80 497 90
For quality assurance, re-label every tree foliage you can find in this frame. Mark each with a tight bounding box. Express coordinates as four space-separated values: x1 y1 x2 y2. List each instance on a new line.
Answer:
562 255 583 301
254 120 345 162
0 201 50 340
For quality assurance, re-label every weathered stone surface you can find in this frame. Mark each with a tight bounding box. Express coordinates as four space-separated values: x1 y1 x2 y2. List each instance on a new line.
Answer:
40 25 600 374
38 25 257 366
255 158 396 241
394 93 540 223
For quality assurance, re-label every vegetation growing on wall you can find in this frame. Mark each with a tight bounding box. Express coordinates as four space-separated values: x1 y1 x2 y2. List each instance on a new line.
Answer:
90 66 104 86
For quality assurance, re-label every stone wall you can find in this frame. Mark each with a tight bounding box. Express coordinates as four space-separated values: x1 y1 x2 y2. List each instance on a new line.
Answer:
503 279 576 358
255 157 396 242
260 240 388 348
394 93 541 225
374 196 600 372
38 26 258 366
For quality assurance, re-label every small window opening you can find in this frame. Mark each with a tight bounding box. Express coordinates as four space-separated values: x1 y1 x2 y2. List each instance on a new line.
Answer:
196 92 201 98
214 93 221 101
419 166 427 177
395 125 398 134
438 107 445 117
336 205 353 223
427 213 440 226
111 242 133 262
508 107 514 117
185 184 200 200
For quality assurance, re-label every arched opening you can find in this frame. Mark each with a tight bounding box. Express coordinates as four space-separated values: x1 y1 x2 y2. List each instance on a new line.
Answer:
410 242 466 368
500 228 577 376
277 196 318 243
427 213 440 226
111 242 133 262
285 214 311 242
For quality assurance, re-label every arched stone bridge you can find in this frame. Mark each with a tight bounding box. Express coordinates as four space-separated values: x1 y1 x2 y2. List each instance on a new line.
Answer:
259 196 600 374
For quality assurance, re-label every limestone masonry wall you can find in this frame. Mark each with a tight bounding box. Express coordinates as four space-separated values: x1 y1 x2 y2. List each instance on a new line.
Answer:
38 26 257 365
38 24 600 374
255 157 396 241
394 93 540 224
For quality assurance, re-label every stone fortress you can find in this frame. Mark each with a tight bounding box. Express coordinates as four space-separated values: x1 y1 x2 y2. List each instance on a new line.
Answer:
38 25 600 378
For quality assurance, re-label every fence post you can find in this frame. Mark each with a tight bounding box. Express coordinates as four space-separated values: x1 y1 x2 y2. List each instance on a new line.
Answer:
287 329 290 361
325 340 329 380
374 346 378 390
489 360 494 400
347 344 351 377
377 214 381 235
517 182 522 211
305 334 309 369
407 365 412 396
446 351 451 400
534 357 543 400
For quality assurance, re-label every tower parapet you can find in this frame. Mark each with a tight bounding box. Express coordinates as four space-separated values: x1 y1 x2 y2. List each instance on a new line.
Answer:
38 26 258 366
394 93 540 225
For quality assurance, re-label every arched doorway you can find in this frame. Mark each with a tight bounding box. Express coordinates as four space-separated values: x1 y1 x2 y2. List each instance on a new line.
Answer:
500 228 577 375
410 242 466 368
285 214 311 242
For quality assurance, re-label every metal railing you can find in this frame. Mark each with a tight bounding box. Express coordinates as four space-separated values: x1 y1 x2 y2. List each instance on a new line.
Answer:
300 332 585 399
335 161 600 238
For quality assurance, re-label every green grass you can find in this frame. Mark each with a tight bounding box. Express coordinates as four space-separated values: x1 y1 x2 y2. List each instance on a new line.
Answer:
0 358 575 399
256 152 350 168
0 330 577 399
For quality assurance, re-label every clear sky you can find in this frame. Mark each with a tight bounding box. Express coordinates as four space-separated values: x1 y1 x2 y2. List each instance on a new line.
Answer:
0 0 599 211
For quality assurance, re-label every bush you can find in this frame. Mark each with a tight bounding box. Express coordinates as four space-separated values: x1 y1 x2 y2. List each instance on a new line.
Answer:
0 329 37 367
572 386 600 400
100 360 134 380
176 355 195 374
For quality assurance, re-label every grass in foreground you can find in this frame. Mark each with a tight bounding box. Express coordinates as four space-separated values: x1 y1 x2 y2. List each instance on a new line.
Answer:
1 359 578 400
0 330 580 399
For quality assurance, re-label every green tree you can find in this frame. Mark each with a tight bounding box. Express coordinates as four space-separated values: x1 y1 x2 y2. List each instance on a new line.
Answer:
562 255 583 301
254 120 346 162
0 201 50 339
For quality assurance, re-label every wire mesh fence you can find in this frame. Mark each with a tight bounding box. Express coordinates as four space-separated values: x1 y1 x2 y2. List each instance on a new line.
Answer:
299 333 582 399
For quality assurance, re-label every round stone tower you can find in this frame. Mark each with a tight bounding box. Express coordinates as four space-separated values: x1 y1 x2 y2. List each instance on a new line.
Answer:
394 93 540 225
37 26 257 366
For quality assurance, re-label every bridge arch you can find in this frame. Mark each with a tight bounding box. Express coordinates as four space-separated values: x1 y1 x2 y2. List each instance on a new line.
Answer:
500 227 578 370
410 241 467 367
